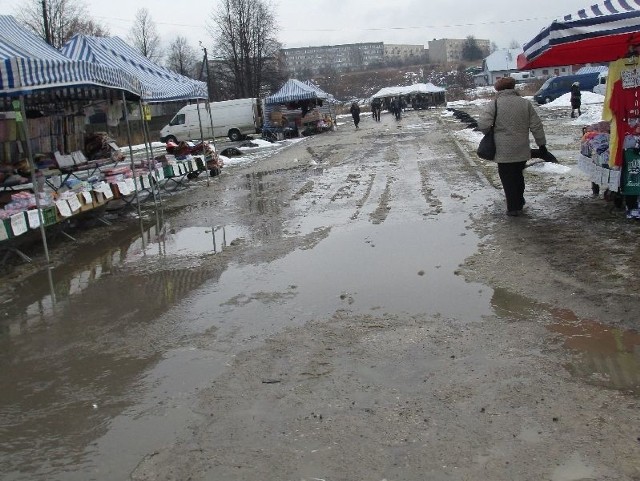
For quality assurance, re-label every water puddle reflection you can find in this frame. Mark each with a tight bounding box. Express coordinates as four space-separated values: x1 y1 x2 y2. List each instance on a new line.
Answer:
548 308 640 395
0 223 243 337
489 288 640 395
134 225 245 258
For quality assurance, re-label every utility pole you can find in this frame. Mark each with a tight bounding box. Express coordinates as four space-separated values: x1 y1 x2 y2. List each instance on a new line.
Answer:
199 42 214 101
42 0 52 45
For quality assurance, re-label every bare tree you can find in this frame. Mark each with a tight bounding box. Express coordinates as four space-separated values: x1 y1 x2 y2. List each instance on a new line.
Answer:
461 36 484 62
166 36 198 77
509 40 522 50
208 0 282 98
128 8 162 61
17 0 110 48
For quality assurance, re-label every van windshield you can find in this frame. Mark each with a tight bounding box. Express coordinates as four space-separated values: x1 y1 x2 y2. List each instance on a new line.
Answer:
169 114 186 126
536 77 554 94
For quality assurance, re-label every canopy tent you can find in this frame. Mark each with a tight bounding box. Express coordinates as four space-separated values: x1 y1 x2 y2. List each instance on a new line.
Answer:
372 83 446 99
262 79 334 134
518 0 640 69
0 15 141 104
61 35 207 102
265 79 329 104
0 16 143 286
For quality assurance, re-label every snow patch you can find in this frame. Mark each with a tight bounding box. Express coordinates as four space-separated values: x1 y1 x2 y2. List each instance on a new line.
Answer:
541 91 604 108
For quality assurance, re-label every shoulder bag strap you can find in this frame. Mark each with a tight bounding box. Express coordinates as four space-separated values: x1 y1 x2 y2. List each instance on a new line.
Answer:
492 98 498 127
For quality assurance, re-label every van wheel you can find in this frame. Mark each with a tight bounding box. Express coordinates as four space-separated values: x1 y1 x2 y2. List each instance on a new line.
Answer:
228 129 242 142
544 97 552 104
165 135 177 144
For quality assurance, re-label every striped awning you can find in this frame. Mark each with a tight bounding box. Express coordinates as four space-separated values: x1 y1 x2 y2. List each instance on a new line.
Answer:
519 1 640 69
0 15 141 99
61 35 208 102
265 79 329 104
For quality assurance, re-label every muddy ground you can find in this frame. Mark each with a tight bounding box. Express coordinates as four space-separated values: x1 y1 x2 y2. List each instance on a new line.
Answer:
1 104 639 481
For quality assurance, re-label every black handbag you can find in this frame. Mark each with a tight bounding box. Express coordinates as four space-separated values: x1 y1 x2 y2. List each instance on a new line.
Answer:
477 99 497 160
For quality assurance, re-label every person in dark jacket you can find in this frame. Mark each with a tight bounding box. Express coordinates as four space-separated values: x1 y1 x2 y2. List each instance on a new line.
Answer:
478 76 547 216
390 97 401 120
570 82 582 118
350 102 361 129
371 97 382 122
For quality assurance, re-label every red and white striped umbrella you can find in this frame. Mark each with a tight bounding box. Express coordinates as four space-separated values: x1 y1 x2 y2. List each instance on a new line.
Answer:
518 1 640 69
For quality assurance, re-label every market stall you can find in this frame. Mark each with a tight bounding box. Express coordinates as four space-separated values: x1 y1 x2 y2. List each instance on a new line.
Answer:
263 79 335 139
371 83 446 110
0 15 143 264
518 0 640 216
61 34 218 194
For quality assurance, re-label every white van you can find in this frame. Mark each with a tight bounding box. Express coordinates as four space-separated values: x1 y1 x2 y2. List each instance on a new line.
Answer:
160 98 262 143
592 69 608 95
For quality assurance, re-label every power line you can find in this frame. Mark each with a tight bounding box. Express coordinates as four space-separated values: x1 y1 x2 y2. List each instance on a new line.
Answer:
281 15 559 33
94 13 560 33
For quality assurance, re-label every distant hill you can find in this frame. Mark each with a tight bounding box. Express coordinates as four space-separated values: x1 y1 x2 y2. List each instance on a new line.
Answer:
305 64 477 102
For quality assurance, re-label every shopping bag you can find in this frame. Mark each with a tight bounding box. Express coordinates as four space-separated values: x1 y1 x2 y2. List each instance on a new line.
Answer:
477 128 496 160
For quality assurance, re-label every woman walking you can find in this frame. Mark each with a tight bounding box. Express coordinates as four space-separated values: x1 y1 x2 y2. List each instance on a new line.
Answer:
478 77 547 216
350 102 361 129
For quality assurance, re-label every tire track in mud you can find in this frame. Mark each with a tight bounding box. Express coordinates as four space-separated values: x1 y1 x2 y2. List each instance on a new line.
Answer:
368 176 394 224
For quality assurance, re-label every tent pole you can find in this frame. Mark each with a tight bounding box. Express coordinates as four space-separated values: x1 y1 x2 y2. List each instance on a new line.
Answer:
16 96 56 304
196 99 211 184
196 98 205 142
141 103 165 231
206 96 216 152
122 91 146 251
139 99 162 233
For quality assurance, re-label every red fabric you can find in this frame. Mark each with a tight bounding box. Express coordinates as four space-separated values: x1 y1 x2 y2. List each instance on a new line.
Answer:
519 33 640 69
609 80 640 166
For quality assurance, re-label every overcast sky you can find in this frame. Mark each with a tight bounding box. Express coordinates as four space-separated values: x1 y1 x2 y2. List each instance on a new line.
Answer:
0 0 596 53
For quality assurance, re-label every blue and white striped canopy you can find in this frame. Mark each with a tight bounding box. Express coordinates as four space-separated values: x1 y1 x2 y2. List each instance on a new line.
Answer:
520 0 640 69
61 35 208 102
0 15 141 98
265 79 329 105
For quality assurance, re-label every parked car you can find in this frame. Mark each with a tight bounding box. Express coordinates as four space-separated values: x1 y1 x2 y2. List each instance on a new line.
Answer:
160 98 262 143
533 72 600 104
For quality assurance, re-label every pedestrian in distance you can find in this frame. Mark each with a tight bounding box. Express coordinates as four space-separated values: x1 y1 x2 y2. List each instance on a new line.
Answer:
371 97 382 122
570 81 582 118
350 101 361 129
390 97 401 120
478 76 547 217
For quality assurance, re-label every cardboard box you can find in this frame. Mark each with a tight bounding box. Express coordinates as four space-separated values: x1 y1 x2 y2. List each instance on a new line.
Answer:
92 191 106 205
78 192 94 212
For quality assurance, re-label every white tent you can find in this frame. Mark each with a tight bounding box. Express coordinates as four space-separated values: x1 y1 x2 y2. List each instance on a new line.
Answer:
371 83 446 109
372 82 445 99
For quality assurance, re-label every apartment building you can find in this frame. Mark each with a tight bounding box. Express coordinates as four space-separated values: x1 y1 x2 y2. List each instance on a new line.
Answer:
428 38 491 63
281 43 385 75
383 44 428 63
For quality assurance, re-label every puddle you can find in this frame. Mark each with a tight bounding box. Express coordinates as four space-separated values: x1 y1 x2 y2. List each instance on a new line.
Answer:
491 289 640 395
488 290 640 395
547 308 640 395
0 224 244 337
186 212 492 332
135 225 245 258
490 287 543 321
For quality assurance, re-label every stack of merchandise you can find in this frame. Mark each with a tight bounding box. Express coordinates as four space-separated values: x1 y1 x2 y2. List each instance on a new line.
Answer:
578 120 622 195
580 121 611 166
0 191 55 238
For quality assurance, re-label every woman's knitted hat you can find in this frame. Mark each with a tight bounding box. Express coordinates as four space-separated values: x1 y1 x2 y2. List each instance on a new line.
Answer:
494 77 516 91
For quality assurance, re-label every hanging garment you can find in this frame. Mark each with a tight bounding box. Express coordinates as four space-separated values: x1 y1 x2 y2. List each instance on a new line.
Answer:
602 58 640 167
